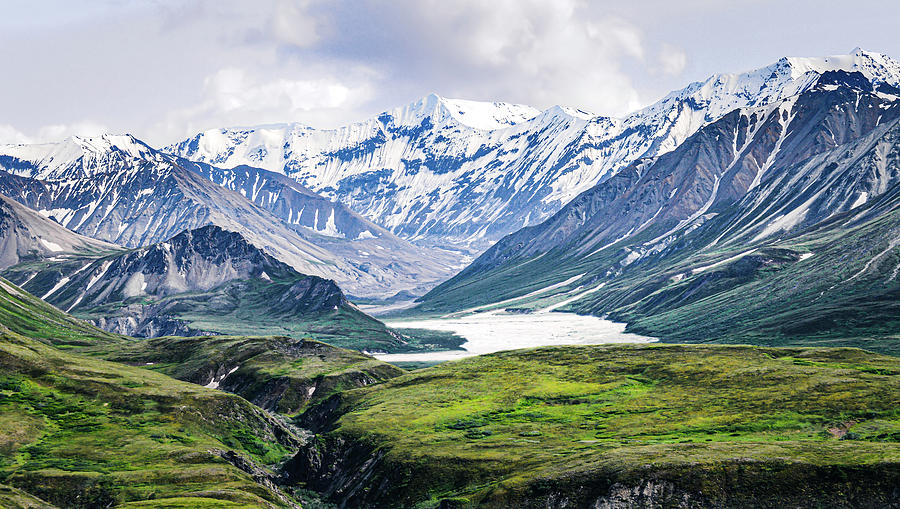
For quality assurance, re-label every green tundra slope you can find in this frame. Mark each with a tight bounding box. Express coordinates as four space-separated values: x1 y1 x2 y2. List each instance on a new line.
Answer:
0 276 403 415
0 277 124 348
104 335 404 415
0 277 408 505
0 325 303 508
290 344 900 508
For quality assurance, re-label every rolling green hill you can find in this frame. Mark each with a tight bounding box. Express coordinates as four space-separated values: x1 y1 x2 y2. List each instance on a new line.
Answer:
104 335 403 415
0 325 303 508
0 277 408 506
290 344 900 508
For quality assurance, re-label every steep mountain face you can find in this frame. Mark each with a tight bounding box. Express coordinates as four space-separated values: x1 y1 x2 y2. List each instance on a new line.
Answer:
180 160 466 293
417 71 900 353
0 135 459 297
0 194 117 269
457 71 900 272
3 225 402 349
169 49 900 251
185 162 386 240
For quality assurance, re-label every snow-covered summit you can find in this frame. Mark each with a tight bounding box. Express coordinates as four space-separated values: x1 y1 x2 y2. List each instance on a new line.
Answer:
621 48 900 155
0 133 162 180
638 49 900 122
383 93 541 130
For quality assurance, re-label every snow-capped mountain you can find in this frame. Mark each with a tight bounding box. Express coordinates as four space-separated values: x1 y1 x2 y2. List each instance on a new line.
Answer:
0 134 159 180
0 134 460 297
417 70 900 349
0 193 118 269
168 49 900 251
446 70 900 276
168 94 595 250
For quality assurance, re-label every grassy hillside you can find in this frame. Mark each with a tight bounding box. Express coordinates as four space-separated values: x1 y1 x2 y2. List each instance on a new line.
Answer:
0 326 303 508
291 344 900 508
0 277 410 505
104 335 404 415
0 277 123 348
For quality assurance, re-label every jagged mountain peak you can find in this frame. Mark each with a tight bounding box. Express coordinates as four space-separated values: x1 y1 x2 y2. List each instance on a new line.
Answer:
383 92 542 130
0 132 165 180
780 48 900 83
640 49 900 124
143 224 277 264
378 93 541 131
531 104 599 127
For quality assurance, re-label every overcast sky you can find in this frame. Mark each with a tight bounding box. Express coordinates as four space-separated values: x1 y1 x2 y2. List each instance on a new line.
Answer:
3 0 900 146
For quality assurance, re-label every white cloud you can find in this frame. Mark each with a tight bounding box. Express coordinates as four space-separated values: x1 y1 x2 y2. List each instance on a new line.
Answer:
271 0 320 48
0 121 108 145
282 0 650 115
0 125 31 145
658 43 688 76
204 67 354 113
4 0 899 148
152 65 377 141
0 0 703 145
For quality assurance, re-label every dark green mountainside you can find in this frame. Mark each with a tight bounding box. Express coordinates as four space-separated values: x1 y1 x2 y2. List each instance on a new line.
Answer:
3 225 410 352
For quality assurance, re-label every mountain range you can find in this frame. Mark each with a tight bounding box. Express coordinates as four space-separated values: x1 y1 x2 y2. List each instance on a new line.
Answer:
0 135 460 298
168 48 900 253
418 68 900 354
3 49 899 354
